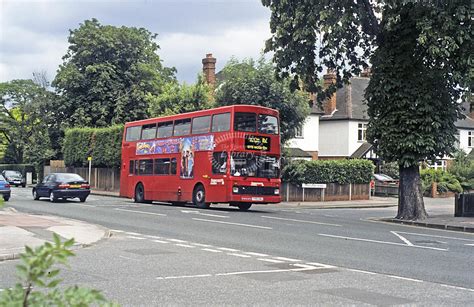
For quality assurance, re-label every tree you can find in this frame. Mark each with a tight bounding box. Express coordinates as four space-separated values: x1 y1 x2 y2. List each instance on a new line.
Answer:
0 80 55 166
215 57 311 144
263 0 472 220
148 75 214 117
53 18 176 128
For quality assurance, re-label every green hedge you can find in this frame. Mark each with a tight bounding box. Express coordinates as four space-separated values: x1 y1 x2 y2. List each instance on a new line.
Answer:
420 169 462 194
63 126 123 168
282 159 374 185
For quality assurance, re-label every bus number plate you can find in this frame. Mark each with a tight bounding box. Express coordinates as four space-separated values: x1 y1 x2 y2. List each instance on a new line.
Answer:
251 197 264 201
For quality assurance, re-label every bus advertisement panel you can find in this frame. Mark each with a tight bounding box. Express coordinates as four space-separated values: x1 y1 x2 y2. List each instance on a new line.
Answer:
120 105 281 211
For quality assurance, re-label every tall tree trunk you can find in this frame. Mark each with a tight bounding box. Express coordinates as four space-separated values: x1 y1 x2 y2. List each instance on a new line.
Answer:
397 165 427 220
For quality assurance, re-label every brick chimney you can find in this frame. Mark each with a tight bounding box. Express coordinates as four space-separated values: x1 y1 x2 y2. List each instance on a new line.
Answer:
323 69 337 115
202 53 216 87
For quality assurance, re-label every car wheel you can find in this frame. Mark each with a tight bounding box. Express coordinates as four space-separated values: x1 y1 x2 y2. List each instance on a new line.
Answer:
22 184 26 188
49 191 58 203
33 189 40 200
193 185 209 209
134 183 145 203
237 203 252 211
3 196 9 201
79 197 87 202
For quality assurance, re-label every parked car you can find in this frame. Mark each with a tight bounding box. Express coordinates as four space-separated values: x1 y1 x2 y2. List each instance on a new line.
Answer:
32 173 90 202
371 173 399 196
373 173 399 186
0 175 11 201
1 170 26 187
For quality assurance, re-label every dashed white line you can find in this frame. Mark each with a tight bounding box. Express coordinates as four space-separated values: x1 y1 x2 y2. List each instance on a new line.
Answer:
168 239 187 243
197 213 230 218
440 285 474 292
115 208 167 216
465 243 474 246
152 240 169 244
125 232 142 236
273 256 301 262
386 275 423 283
191 243 213 247
201 248 223 253
261 216 341 227
192 218 272 230
175 244 195 248
145 235 162 239
318 233 448 251
244 252 269 257
157 274 212 280
227 253 252 258
257 258 285 263
347 269 377 275
216 247 240 252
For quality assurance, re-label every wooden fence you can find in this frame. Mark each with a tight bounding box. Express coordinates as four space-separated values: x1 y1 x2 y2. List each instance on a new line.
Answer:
44 166 120 192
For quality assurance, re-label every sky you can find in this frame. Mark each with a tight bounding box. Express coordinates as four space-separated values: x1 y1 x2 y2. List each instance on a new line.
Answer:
0 0 271 84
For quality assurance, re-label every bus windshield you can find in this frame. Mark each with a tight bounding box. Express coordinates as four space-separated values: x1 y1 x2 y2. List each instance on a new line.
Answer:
230 153 280 179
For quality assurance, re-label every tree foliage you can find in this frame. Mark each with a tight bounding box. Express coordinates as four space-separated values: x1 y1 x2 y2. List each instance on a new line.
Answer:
0 80 55 166
53 18 176 127
148 75 214 117
215 57 311 144
0 234 115 306
263 0 472 220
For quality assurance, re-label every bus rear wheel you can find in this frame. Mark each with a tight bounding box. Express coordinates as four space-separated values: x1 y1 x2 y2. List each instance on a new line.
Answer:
134 183 145 203
237 203 252 211
193 185 209 209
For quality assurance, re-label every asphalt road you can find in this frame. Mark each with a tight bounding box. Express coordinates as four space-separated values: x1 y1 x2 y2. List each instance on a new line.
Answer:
1 187 473 305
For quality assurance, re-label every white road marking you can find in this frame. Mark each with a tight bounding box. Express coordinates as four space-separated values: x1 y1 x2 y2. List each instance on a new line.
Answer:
305 262 337 269
201 248 223 253
318 233 448 251
168 239 187 243
157 274 212 280
257 258 284 263
152 240 169 244
175 244 195 248
244 252 269 257
118 255 139 261
216 247 240 252
115 208 167 216
227 253 252 258
395 231 474 242
191 243 213 247
125 236 146 240
273 256 301 262
198 213 230 218
440 285 474 292
347 269 377 275
261 216 341 227
111 229 125 233
145 235 162 239
391 231 414 246
386 275 423 283
125 232 142 236
465 243 474 246
181 210 200 214
192 218 272 230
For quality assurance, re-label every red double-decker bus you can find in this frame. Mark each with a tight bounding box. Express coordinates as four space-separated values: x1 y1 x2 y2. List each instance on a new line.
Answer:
120 105 281 210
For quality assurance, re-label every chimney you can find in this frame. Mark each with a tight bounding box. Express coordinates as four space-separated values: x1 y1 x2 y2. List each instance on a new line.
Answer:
360 67 372 78
202 53 217 87
323 69 337 115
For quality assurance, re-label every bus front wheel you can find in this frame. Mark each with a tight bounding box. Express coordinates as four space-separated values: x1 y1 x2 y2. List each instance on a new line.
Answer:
134 183 145 203
193 185 209 209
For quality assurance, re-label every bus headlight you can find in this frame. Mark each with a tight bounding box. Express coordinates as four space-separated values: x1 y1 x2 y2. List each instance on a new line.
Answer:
274 188 280 195
233 187 239 193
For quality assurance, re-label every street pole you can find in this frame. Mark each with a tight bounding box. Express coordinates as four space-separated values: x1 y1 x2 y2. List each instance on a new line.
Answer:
88 156 92 184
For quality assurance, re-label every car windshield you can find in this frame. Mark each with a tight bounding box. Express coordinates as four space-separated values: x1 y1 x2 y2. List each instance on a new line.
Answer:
230 153 280 179
0 175 5 181
5 171 21 178
55 173 85 182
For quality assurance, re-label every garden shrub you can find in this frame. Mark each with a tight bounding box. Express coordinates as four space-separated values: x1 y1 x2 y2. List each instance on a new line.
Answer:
420 168 462 194
282 159 374 185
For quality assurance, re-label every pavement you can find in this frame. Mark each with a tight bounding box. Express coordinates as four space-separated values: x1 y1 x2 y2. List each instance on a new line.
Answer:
0 207 110 261
1 191 472 262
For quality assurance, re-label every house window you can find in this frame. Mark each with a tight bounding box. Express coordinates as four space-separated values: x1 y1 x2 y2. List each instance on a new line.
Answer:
358 123 367 141
469 131 474 148
295 126 303 138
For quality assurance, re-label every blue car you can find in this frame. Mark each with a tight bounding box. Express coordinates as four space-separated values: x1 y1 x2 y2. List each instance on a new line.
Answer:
0 174 11 201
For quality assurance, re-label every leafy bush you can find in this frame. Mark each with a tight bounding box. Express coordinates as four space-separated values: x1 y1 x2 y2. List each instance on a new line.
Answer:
63 126 123 168
420 168 462 194
0 234 115 306
447 150 474 191
282 159 374 185
379 162 399 179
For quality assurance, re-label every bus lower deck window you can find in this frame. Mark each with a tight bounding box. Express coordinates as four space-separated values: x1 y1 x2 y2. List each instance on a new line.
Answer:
212 152 227 174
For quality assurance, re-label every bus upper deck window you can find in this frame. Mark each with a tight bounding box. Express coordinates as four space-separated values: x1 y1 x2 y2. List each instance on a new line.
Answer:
125 126 141 142
211 113 231 132
192 116 211 134
258 114 279 135
141 124 157 140
174 118 191 136
157 121 173 138
234 112 256 132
